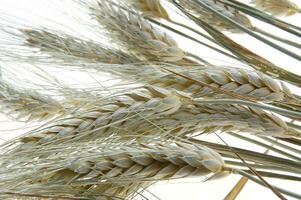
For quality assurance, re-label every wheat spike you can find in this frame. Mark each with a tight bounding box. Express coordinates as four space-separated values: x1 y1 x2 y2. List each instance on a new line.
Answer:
251 0 301 16
10 85 299 154
21 29 141 65
125 0 170 19
92 64 300 106
173 0 253 33
0 80 64 121
0 141 224 199
90 1 185 62
149 66 300 105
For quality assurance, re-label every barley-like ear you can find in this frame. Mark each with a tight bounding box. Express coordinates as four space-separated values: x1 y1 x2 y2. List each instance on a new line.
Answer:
172 0 253 33
10 85 300 153
125 0 170 19
150 66 301 105
95 64 301 107
21 29 141 65
0 80 64 121
251 0 301 16
90 1 185 62
0 141 225 198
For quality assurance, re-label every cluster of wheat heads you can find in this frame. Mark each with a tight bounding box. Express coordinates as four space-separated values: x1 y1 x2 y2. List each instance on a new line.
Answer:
0 0 301 199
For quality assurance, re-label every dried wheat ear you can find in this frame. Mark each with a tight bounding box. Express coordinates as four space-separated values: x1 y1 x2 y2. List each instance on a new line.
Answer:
251 0 300 16
21 29 141 65
172 0 253 33
94 64 301 107
125 0 170 19
10 85 299 154
90 1 185 62
0 80 64 121
0 141 225 199
148 67 300 104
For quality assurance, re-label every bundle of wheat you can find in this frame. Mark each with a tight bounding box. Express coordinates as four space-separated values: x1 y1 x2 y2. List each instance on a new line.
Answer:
0 0 300 199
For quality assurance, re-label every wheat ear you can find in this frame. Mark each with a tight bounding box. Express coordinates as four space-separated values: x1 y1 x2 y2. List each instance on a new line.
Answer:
90 1 185 62
0 80 64 121
0 141 224 199
21 29 141 65
9 85 299 154
92 64 300 107
150 66 300 105
124 0 170 19
172 0 253 33
251 0 301 16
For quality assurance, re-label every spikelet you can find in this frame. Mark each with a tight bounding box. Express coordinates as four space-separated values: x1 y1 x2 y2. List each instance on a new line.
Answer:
251 0 301 16
21 29 141 65
0 141 225 199
0 80 64 121
125 0 170 19
173 0 253 33
90 1 185 62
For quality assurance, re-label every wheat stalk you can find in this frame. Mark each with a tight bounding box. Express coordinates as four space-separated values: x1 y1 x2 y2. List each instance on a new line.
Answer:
0 80 64 122
90 0 185 62
0 140 225 199
251 0 301 16
172 0 253 33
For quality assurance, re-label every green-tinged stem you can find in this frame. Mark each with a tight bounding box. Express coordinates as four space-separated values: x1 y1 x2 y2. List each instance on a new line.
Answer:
191 0 301 61
259 136 301 155
228 133 301 162
226 160 301 174
234 169 301 199
253 27 301 49
217 0 301 35
240 170 301 182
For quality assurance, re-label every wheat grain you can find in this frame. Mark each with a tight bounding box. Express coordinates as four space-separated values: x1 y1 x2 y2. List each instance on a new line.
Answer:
172 0 253 33
0 80 64 121
251 0 301 16
125 0 170 19
0 141 225 199
90 1 185 62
